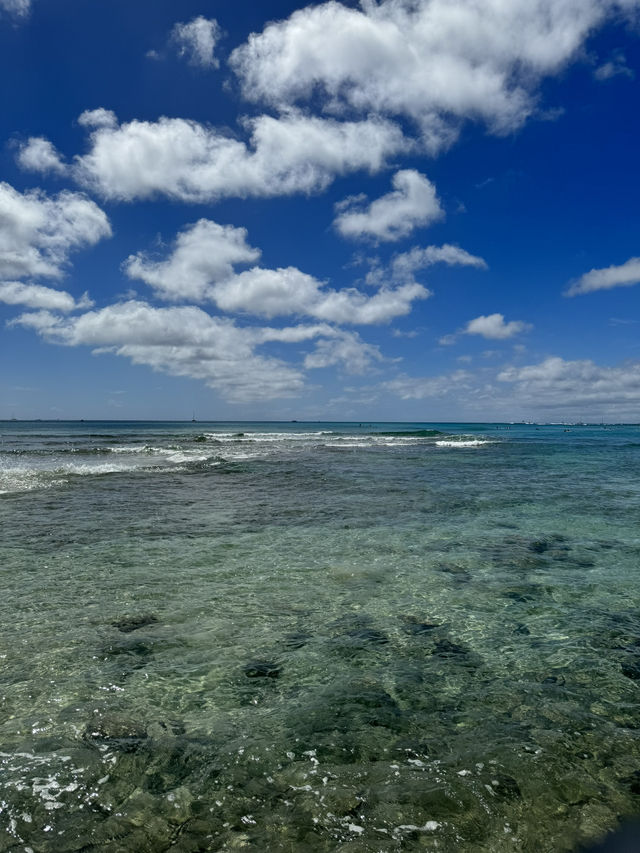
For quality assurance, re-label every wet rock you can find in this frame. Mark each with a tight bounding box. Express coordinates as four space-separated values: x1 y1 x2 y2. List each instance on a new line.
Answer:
111 613 158 633
83 712 148 752
401 615 440 635
243 661 281 678
282 632 311 650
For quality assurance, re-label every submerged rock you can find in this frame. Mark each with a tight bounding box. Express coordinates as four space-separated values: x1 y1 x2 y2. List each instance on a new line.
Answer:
438 563 472 583
528 540 550 554
294 679 403 738
488 773 522 801
282 632 311 650
502 583 551 603
431 638 469 659
345 628 389 645
104 637 156 660
542 675 566 686
243 661 281 678
621 659 640 680
401 615 441 635
620 770 640 795
112 613 159 633
83 712 148 752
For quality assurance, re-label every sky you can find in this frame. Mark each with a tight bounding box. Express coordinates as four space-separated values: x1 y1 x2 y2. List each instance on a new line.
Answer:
1 0 640 422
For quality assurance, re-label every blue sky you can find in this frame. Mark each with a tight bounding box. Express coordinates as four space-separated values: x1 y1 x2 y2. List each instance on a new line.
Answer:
2 0 640 421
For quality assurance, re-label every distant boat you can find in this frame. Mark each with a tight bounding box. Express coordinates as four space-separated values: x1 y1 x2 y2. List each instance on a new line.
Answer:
191 412 197 422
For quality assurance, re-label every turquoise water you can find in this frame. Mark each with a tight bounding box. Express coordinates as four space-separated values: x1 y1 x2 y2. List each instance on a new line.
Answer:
1 420 640 852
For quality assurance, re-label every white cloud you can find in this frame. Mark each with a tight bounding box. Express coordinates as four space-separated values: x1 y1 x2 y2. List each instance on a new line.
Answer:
71 112 407 202
172 16 222 69
365 243 487 290
11 301 307 403
438 333 458 346
594 50 634 80
77 108 118 130
124 219 260 302
254 323 337 344
0 281 92 312
304 330 385 374
9 297 394 400
390 243 487 282
0 0 30 17
0 182 111 281
334 170 443 242
383 369 472 399
230 0 637 153
566 257 640 296
498 356 640 411
213 267 428 324
125 218 429 324
464 313 532 339
17 138 67 176
213 266 322 318
311 282 429 325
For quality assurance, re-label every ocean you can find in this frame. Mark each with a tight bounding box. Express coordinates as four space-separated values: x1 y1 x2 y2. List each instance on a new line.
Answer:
1 420 640 852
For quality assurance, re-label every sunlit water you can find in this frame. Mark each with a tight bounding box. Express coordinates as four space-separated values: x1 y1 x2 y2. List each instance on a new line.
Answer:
1 420 640 852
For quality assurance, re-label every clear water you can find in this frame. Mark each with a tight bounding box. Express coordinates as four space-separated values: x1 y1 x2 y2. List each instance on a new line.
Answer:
1 420 640 852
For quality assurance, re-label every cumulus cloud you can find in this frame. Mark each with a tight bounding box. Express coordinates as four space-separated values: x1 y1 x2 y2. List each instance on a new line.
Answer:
10 301 307 402
464 313 532 339
566 257 640 296
172 16 222 68
70 112 407 202
211 266 428 323
77 108 118 130
304 330 385 374
310 281 428 325
124 219 261 302
125 218 429 323
364 243 487 291
10 300 391 401
212 266 323 318
0 182 111 281
498 356 640 411
17 138 67 176
231 0 637 152
0 281 92 312
334 170 443 242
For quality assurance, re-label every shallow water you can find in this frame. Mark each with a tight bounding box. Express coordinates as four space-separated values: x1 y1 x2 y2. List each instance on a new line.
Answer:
1 421 640 851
